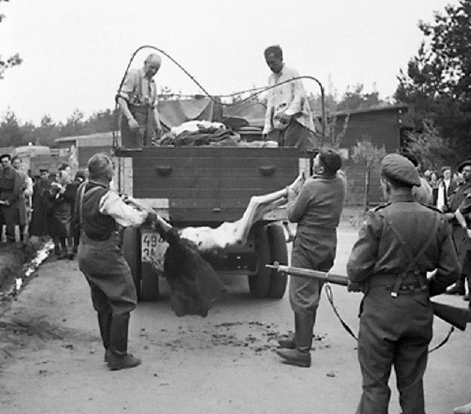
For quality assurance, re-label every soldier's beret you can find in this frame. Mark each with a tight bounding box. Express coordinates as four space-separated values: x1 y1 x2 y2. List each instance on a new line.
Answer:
381 154 421 187
457 160 471 173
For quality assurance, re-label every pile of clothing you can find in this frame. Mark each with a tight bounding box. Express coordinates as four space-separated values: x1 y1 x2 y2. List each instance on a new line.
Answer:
156 121 241 147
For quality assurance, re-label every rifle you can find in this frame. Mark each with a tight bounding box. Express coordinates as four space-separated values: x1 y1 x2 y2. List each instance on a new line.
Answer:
267 263 471 331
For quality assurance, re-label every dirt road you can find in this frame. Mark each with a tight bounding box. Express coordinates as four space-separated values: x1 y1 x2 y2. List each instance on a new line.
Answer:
0 225 470 414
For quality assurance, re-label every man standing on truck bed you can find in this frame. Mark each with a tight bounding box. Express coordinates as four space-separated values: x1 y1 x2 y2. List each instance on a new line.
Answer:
262 45 315 151
276 149 346 368
75 153 157 370
117 53 163 148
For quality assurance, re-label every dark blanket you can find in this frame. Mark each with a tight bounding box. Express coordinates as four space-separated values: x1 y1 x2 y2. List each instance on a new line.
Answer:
163 229 226 317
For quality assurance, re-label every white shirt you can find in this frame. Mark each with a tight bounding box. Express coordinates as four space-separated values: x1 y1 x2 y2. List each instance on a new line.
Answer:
263 64 315 135
436 179 451 211
99 190 148 227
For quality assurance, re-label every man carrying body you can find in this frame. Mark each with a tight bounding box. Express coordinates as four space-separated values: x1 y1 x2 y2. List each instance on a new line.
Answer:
276 149 346 368
0 154 22 244
347 153 460 414
117 53 163 148
262 45 315 151
75 153 156 370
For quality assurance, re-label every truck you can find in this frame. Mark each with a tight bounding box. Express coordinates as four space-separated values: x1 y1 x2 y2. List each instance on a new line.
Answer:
114 145 311 302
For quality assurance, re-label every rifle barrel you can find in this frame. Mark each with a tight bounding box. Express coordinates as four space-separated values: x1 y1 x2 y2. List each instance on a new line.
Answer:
266 262 471 330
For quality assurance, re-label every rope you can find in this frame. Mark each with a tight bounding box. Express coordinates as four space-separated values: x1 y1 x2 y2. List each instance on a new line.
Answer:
323 283 455 353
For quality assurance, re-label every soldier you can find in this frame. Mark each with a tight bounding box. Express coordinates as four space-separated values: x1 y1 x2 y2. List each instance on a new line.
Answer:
75 153 156 370
347 153 460 414
276 149 346 368
117 53 163 148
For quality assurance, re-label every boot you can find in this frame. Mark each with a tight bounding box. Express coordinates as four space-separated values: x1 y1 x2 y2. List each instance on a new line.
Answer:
277 337 295 349
107 313 141 371
454 402 471 414
446 275 466 295
464 277 471 301
276 313 314 368
97 312 112 361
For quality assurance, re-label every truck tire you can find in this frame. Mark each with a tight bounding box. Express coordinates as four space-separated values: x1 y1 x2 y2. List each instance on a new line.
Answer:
139 262 160 302
122 227 141 299
248 225 271 298
266 223 288 299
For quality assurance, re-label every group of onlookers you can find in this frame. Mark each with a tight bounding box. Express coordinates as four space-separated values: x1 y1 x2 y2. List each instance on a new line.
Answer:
423 165 461 212
0 153 88 259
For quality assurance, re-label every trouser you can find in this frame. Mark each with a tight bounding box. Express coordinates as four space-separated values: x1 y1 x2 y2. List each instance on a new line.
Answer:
54 236 74 255
78 233 137 353
355 287 433 414
267 119 313 151
0 204 19 242
288 229 336 351
120 105 156 148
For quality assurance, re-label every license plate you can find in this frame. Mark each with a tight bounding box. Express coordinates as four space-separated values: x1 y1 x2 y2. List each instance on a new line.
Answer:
141 230 163 263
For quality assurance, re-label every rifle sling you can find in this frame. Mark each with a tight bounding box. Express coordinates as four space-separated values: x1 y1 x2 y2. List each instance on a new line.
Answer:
381 213 439 297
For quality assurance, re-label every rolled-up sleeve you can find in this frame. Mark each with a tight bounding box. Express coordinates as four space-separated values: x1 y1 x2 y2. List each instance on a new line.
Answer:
347 212 380 283
99 191 148 227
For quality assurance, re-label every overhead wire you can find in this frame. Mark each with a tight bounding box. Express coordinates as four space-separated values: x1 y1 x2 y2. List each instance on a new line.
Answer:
113 45 326 141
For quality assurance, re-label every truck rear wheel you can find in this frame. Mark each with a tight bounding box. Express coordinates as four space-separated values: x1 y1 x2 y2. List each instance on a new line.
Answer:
266 223 288 299
248 225 271 298
122 227 141 299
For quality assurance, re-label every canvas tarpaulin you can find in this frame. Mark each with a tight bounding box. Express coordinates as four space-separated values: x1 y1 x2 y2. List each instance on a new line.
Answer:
158 97 266 129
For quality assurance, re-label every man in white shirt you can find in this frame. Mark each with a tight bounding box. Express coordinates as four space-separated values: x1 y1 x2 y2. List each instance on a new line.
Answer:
262 45 315 151
436 166 455 211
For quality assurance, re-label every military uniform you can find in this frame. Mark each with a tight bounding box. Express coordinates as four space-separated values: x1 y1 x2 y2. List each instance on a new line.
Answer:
347 154 460 414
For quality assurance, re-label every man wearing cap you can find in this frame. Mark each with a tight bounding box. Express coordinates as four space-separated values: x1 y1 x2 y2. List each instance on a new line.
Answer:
262 45 315 151
117 53 163 148
347 153 460 414
444 159 471 297
74 153 157 370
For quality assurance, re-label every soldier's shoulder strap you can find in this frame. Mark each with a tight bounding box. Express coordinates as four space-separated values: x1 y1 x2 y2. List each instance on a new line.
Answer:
370 202 391 213
422 204 443 213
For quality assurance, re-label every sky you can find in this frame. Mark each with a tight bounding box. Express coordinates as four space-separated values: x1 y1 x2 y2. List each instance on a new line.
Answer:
0 0 459 126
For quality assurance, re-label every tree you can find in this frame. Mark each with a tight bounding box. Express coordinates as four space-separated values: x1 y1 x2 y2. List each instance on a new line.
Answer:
395 0 471 160
0 0 22 79
0 110 22 146
402 121 457 171
337 84 384 112
351 139 387 211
